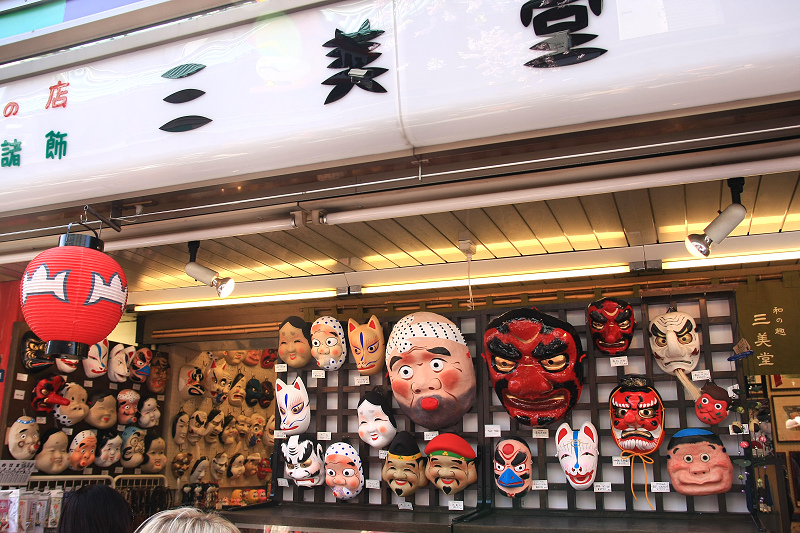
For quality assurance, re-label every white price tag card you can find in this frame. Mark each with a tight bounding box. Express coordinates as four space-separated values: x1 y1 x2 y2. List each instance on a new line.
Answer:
379 450 388 459
63 428 73 435
83 380 93 388
114 467 124 474
398 502 413 510
594 482 612 492
117 425 126 432
134 468 141 474
274 430 287 440
16 373 27 382
311 370 325 379
354 375 370 385
35 417 46 425
448 501 464 511
366 479 380 489
277 478 289 487
484 425 501 437
83 468 93 474
532 428 549 439
610 356 628 367
691 369 711 381
533 480 549 490
424 431 439 441
275 364 288 373
317 431 332 441
651 482 670 493
101 470 109 476
612 456 631 467
13 390 24 400
109 383 118 390
727 384 739 399
132 383 141 390
157 395 165 401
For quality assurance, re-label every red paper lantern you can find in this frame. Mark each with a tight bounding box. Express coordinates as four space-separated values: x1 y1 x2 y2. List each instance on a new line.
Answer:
20 233 128 359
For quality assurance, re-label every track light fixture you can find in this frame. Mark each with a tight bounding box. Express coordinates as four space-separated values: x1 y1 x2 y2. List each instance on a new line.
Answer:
685 177 747 258
184 241 235 298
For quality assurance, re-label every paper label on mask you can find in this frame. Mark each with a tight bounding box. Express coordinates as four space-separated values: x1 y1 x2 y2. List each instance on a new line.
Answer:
15 373 27 382
398 502 413 510
484 425 501 437
157 395 165 401
533 480 549 490
424 431 438 441
532 429 549 439
379 450 388 459
83 380 93 388
109 383 118 390
691 369 711 381
132 383 141 390
63 428 73 435
275 364 288 373
610 356 628 367
13 390 24 400
612 456 630 467
114 467 123 474
448 501 464 511
274 430 287 440
354 375 370 385
311 370 325 379
277 478 289 487
651 482 670 492
366 479 380 489
594 482 612 492
117 425 125 432
317 431 331 441
35 417 46 425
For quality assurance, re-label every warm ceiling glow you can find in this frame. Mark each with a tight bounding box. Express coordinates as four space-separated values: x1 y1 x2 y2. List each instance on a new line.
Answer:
134 289 339 312
662 250 800 269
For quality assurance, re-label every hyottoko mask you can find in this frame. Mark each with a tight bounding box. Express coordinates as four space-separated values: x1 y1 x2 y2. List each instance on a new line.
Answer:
53 382 89 427
117 389 140 425
483 308 585 427
424 433 477 495
609 375 664 455
86 391 117 429
278 317 313 368
34 429 69 474
282 435 325 487
177 365 205 399
146 352 170 394
386 312 475 430
93 430 122 467
8 416 40 459
120 426 145 468
348 316 385 376
381 431 427 497
649 310 701 374
141 435 167 474
108 344 134 382
69 430 97 470
276 377 311 435
695 381 731 425
357 388 396 449
83 339 109 377
493 438 533 498
325 442 364 500
555 422 599 490
311 316 347 371
587 297 635 355
666 429 733 496
129 347 152 383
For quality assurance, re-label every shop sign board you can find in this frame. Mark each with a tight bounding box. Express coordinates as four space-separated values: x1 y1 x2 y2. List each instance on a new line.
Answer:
738 281 800 375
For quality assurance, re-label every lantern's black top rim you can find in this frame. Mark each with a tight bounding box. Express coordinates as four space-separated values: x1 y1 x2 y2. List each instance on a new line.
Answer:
59 233 104 252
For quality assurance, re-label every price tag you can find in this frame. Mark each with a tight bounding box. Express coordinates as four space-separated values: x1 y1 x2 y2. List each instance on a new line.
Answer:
651 482 670 493
157 395 165 401
354 375 370 385
594 482 612 492
727 384 739 399
275 364 288 373
16 373 28 382
83 380 93 388
132 383 141 390
114 467 124 474
63 428 73 436
277 478 289 487
612 456 630 467
109 383 118 390
366 479 380 489
101 470 109 476
378 450 388 459
35 417 46 425
134 468 141 474
691 369 711 381
274 430 287 440
532 428 549 439
484 425 501 437
533 480 549 490
13 390 24 400
610 356 628 367
398 502 413 510
317 431 332 441
83 468 93 474
117 425 126 432
424 431 439 441
311 370 325 379
448 501 464 511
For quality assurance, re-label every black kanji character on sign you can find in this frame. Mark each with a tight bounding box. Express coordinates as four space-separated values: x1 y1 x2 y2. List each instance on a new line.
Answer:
322 20 387 105
521 0 606 68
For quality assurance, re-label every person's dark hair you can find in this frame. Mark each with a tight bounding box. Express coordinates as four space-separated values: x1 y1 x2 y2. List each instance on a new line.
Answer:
56 483 132 533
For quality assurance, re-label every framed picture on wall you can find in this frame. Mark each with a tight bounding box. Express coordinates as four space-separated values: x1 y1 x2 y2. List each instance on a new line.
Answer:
770 375 800 393
772 395 800 442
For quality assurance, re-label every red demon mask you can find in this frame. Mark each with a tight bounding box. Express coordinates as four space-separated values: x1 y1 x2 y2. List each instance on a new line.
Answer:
609 375 664 454
483 308 585 426
694 381 731 425
587 297 635 355
31 375 70 412
257 457 272 481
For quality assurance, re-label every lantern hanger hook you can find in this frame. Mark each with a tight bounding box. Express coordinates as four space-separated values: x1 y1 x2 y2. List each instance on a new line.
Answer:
66 221 98 239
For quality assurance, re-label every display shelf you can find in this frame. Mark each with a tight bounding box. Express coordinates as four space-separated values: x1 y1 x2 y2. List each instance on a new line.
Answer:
223 502 461 533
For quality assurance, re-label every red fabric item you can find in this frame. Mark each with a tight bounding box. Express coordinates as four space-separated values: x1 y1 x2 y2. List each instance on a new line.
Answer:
0 280 22 416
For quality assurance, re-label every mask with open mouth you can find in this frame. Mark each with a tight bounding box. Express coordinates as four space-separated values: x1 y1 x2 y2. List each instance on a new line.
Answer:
282 435 325 488
609 375 664 454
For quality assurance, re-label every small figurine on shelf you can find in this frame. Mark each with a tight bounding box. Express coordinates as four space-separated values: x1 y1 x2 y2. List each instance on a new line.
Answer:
229 489 243 507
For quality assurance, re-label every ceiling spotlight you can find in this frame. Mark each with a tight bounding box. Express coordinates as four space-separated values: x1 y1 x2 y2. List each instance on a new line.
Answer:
185 241 235 298
685 177 747 258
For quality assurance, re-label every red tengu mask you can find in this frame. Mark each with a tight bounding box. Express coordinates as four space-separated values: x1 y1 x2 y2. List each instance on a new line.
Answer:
483 308 585 426
31 375 70 412
694 381 731 425
586 297 635 355
609 375 664 454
